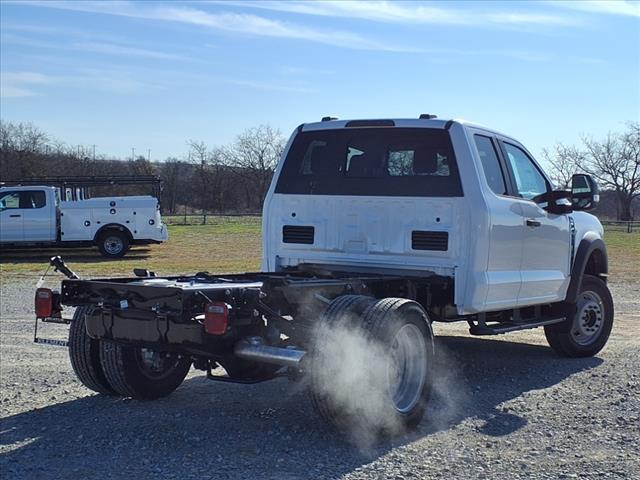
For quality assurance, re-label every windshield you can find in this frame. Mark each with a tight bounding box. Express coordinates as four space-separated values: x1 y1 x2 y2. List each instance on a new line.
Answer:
275 128 462 197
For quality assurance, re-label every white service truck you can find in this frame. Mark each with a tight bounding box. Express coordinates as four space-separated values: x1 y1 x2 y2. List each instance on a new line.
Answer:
1 180 168 258
35 116 612 435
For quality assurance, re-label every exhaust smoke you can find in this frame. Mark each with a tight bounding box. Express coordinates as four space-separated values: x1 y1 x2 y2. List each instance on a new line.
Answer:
310 319 413 448
308 317 468 448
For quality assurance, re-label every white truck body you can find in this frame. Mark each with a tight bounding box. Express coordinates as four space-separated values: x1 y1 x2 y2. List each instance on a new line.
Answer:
45 117 612 429
0 185 167 256
262 118 604 315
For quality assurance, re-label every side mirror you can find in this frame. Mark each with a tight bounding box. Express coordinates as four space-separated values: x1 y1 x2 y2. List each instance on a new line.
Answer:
571 174 599 211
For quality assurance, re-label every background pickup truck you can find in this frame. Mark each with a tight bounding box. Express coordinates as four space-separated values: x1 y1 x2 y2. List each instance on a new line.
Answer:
1 176 168 258
35 116 612 437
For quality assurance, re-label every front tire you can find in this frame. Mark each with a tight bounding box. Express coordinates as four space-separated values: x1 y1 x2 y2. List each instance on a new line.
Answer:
544 275 614 357
99 343 191 399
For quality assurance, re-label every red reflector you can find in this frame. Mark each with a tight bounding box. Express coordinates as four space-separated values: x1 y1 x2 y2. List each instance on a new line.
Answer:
35 288 53 318
204 302 229 335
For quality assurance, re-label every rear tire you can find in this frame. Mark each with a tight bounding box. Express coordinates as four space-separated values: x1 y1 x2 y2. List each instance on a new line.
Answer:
99 343 191 400
544 275 614 357
68 306 117 395
97 230 129 258
309 295 376 431
309 296 434 435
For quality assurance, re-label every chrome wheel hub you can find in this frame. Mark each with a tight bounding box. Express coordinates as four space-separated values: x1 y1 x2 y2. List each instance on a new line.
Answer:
571 290 605 346
387 323 427 414
104 236 124 255
136 348 179 379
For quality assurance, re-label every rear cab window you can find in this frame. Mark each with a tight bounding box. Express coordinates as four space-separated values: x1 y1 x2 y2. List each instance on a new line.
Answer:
474 135 507 196
275 128 462 197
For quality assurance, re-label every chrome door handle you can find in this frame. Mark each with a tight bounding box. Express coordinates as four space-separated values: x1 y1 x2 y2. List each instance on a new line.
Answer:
526 219 541 227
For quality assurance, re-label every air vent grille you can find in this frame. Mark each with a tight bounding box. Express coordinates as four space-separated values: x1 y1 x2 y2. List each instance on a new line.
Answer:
411 231 448 251
283 225 315 244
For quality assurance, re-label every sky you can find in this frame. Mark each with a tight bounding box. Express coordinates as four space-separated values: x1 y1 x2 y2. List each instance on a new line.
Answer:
1 0 639 164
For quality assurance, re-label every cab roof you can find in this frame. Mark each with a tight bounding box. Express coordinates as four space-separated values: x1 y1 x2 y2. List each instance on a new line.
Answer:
300 117 511 139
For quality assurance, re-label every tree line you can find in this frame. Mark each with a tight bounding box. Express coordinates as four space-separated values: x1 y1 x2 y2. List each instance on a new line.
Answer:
0 120 285 214
543 122 639 220
1 120 638 219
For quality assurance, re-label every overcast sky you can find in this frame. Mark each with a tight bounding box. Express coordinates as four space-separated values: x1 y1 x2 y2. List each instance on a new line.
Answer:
1 0 639 163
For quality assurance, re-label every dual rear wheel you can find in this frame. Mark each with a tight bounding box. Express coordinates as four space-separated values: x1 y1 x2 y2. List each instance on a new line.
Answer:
68 306 191 399
309 296 435 434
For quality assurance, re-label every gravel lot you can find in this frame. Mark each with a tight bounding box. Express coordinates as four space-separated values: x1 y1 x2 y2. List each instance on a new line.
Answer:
1 276 638 480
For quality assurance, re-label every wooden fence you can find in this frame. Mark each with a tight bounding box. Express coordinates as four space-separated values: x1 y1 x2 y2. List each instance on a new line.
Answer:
163 213 261 225
601 221 639 233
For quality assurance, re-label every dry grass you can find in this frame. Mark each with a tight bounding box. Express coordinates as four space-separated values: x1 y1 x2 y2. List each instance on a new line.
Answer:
604 230 640 283
0 219 636 283
0 217 263 278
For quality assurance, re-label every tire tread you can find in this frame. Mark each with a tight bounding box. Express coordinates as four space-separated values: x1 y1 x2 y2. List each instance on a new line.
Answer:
544 275 614 358
68 306 117 395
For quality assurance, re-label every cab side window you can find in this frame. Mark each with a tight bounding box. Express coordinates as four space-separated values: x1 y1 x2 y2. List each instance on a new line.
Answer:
0 192 20 209
503 143 548 200
474 135 507 195
0 191 46 209
23 191 46 208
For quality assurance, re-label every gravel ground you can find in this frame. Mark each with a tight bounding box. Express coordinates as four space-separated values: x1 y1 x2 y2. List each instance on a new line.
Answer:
1 276 638 480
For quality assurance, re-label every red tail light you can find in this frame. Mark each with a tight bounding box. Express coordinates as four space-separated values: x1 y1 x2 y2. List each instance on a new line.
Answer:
204 302 229 335
35 288 53 318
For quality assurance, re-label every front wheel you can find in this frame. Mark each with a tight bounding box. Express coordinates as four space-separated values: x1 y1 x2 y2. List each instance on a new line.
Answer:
544 275 614 357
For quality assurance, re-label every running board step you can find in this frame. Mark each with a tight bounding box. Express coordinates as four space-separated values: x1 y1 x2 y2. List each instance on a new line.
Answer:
469 317 566 336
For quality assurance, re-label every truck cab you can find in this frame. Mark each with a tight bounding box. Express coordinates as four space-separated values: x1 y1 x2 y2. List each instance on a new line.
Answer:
0 186 58 243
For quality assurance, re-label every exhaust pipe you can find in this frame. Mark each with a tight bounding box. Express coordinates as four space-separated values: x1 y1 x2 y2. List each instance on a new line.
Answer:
234 337 306 368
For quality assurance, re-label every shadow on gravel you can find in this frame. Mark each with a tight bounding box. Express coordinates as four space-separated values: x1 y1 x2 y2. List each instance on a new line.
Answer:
0 247 151 264
0 335 602 480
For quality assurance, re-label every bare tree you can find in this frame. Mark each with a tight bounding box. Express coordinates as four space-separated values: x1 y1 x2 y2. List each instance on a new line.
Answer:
541 123 640 220
541 144 584 189
186 140 233 214
224 125 285 210
0 120 49 179
160 157 185 214
582 123 640 220
187 140 213 216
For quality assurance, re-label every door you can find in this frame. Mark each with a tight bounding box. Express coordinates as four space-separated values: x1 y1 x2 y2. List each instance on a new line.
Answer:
0 191 24 242
472 133 524 310
20 190 52 241
499 141 571 305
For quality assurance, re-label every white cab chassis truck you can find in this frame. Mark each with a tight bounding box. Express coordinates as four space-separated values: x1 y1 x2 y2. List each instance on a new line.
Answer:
1 178 168 258
35 117 612 435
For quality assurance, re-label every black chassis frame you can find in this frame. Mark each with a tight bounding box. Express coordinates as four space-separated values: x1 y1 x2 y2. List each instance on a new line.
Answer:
58 263 571 373
59 265 452 364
